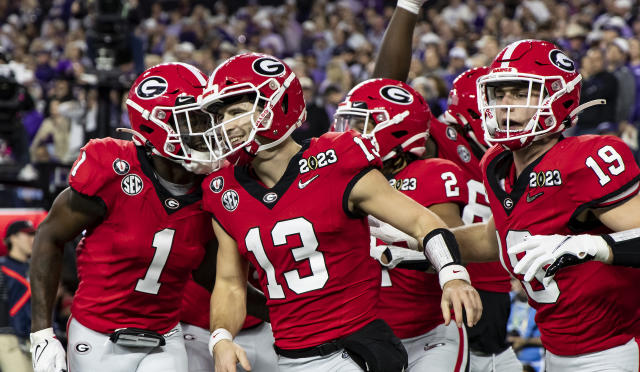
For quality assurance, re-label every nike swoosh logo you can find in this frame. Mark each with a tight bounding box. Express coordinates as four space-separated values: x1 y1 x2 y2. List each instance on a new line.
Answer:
298 175 319 189
34 340 47 363
526 191 544 203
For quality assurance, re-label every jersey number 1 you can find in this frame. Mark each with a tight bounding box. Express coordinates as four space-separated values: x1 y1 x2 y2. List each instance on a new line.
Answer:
135 229 175 295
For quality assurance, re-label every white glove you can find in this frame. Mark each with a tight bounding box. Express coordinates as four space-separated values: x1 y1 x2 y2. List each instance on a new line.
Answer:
397 0 427 14
367 216 420 251
370 244 427 269
30 328 67 372
509 234 610 285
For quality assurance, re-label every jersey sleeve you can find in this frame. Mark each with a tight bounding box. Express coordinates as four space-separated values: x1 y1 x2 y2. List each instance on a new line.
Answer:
328 131 383 217
568 136 640 230
569 136 640 206
68 139 116 198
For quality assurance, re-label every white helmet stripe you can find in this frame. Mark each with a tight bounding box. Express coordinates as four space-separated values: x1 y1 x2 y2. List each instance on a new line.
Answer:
500 40 527 68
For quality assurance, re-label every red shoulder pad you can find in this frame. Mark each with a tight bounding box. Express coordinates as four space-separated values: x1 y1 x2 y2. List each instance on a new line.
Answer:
69 138 135 197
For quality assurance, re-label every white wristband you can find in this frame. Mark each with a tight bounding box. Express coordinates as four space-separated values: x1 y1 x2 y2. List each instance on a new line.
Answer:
397 0 422 14
438 264 471 289
208 328 233 357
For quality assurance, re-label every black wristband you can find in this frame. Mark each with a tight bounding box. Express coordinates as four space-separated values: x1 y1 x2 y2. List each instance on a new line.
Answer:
422 228 462 271
602 232 640 268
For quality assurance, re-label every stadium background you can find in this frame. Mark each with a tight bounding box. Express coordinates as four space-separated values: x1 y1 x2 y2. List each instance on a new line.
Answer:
0 1 639 370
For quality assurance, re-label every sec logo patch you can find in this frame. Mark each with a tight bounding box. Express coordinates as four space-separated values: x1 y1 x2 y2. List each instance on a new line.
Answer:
122 174 143 196
222 190 239 211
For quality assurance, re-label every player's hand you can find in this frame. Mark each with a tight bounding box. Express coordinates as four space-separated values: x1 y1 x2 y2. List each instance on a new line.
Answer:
509 234 610 286
441 279 482 328
30 328 67 372
213 339 251 372
397 0 427 14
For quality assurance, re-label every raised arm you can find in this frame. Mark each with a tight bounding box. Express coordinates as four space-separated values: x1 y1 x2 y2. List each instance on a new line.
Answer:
373 1 424 80
31 187 104 372
209 218 252 372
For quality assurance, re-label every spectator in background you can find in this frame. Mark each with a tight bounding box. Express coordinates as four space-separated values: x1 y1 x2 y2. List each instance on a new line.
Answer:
507 279 544 372
607 38 636 124
629 37 640 124
443 46 469 89
562 23 589 68
0 220 35 372
575 47 618 134
292 76 329 143
29 99 71 163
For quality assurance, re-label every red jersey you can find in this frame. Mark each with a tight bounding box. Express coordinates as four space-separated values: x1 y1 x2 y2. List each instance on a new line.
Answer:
181 268 263 330
431 118 511 293
202 131 382 349
377 158 468 339
68 138 212 334
482 135 640 355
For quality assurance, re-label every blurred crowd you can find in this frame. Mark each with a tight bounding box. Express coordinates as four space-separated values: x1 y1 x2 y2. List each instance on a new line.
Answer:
0 0 640 202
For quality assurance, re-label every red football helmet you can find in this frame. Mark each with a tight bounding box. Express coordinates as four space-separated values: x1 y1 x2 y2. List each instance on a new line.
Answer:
199 53 306 161
444 67 490 149
334 78 431 161
477 39 583 150
125 62 217 173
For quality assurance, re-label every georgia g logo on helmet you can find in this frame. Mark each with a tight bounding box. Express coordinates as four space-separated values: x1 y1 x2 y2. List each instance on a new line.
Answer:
136 76 168 99
548 50 575 72
380 86 413 105
252 58 286 77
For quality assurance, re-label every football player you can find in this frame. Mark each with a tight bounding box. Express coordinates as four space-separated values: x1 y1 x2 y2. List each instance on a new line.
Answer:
451 39 640 371
199 52 481 372
180 268 277 372
373 2 521 370
335 78 472 371
28 63 260 372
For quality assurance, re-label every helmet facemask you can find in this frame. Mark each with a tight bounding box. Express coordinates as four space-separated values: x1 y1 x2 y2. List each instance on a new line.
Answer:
201 75 300 164
478 71 581 150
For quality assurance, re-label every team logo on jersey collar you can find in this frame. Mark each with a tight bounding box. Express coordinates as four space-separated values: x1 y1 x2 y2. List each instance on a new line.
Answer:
457 145 471 163
503 197 514 210
113 159 130 175
446 126 457 141
263 192 278 203
121 174 143 196
165 198 180 209
210 176 224 193
222 189 239 211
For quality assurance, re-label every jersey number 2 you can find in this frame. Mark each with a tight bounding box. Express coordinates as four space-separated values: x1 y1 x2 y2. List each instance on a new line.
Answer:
246 218 329 299
135 229 175 295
